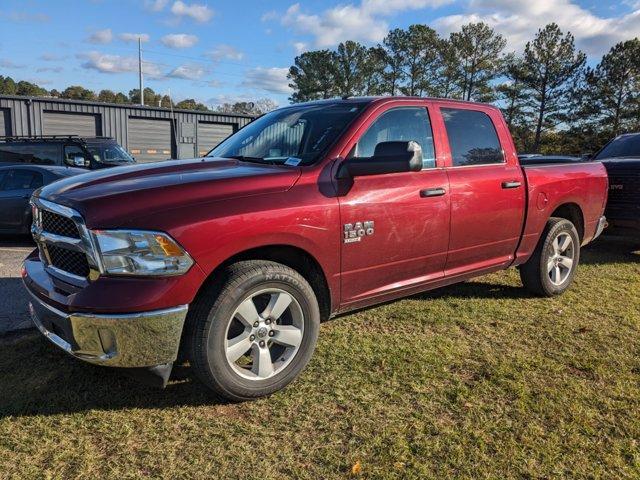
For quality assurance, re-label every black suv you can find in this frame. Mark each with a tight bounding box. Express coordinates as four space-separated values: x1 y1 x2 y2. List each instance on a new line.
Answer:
0 136 136 170
593 133 640 235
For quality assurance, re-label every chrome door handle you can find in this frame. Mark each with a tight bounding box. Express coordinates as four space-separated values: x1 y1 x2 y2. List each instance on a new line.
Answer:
502 181 522 189
420 187 446 198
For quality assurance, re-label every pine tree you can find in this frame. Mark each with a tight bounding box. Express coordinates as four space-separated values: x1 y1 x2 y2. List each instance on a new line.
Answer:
521 23 586 152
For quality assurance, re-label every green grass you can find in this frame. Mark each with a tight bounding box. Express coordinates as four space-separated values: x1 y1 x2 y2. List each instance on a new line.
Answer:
1 237 639 479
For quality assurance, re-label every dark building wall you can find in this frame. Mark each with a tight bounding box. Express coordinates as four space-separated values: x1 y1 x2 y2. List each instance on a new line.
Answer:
0 95 254 160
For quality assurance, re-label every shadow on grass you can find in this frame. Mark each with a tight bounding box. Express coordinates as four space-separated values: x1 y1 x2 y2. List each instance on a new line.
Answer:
1 234 636 419
413 280 530 301
0 278 32 334
0 333 230 419
580 235 640 266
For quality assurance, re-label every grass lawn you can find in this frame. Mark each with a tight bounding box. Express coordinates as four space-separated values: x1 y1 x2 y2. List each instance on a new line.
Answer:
1 237 639 479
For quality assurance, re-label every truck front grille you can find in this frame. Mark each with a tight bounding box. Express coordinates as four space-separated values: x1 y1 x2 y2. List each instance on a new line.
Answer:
607 170 640 206
41 210 80 239
47 244 91 277
32 198 100 284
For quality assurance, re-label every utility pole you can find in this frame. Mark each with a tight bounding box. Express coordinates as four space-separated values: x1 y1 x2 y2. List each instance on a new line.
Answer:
138 36 144 106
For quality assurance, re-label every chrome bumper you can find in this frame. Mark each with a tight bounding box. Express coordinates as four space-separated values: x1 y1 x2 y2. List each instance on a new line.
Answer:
592 215 607 241
28 292 188 368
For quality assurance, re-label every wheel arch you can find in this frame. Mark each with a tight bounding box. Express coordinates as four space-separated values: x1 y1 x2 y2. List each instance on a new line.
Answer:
196 244 332 322
549 202 585 242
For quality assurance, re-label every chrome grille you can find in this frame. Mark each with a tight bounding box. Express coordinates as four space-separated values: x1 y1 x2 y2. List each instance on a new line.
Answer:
41 210 80 239
31 198 101 285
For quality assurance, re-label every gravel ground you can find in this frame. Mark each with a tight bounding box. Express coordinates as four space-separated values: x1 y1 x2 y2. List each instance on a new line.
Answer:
0 238 35 335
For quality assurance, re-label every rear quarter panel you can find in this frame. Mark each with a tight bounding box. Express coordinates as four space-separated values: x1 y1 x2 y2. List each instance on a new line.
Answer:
515 162 608 264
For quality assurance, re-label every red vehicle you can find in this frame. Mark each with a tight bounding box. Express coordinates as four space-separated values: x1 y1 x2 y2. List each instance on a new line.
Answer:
22 97 608 400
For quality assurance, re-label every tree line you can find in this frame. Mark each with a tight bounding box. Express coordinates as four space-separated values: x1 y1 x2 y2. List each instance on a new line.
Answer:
288 23 640 154
0 77 277 116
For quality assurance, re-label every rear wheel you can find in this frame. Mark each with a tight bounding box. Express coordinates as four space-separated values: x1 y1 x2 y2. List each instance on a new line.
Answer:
188 260 320 401
520 217 580 296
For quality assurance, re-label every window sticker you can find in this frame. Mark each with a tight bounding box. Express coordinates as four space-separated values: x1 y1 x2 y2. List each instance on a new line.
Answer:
284 157 302 166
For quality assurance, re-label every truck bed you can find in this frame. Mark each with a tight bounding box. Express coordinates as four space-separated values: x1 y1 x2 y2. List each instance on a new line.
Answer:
515 161 609 264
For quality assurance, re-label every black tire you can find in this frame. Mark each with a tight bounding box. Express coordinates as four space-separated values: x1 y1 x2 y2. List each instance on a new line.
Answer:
187 260 320 401
520 217 581 296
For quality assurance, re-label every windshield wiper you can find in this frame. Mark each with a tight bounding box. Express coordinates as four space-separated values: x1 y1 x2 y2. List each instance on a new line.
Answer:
226 155 278 165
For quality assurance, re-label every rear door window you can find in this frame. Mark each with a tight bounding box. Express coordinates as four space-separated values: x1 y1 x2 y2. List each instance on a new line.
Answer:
0 143 60 165
2 170 44 190
442 108 504 167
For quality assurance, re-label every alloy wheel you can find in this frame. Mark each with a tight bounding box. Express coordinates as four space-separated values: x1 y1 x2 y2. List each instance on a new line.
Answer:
547 232 575 285
224 288 304 380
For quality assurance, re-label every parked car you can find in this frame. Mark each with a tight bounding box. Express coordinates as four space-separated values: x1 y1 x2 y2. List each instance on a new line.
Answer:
592 133 640 234
0 136 136 170
23 97 608 400
0 164 85 235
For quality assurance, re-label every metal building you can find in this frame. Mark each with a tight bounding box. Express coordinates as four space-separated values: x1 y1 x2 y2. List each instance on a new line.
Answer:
0 95 254 162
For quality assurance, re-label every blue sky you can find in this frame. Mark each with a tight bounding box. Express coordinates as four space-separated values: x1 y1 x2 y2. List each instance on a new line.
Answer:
0 0 638 107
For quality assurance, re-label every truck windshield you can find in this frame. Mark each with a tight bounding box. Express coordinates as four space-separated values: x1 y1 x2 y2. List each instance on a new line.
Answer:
594 134 640 160
87 143 135 164
208 102 367 165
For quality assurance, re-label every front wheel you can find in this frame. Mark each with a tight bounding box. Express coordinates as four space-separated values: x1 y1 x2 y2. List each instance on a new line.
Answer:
520 217 581 296
188 260 320 401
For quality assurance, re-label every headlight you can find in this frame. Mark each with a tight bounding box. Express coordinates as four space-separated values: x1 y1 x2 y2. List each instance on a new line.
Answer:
92 230 193 276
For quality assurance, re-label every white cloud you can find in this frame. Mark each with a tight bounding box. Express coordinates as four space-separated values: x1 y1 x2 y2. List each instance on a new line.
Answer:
161 33 199 48
88 28 113 44
26 77 53 85
36 66 63 73
433 0 640 56
261 10 278 22
167 63 206 79
242 67 292 94
207 44 244 61
207 93 270 107
275 0 639 55
170 1 214 23
144 0 169 11
1 11 50 22
39 53 68 61
279 0 451 48
119 33 150 43
0 59 25 69
79 51 162 77
293 41 308 54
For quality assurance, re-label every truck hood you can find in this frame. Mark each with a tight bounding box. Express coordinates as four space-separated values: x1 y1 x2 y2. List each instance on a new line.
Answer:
36 157 301 228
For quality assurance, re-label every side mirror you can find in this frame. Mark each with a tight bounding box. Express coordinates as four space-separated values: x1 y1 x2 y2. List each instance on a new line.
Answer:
581 152 592 160
338 141 423 179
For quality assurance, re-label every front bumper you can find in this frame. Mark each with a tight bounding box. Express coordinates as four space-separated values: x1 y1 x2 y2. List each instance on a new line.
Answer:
28 290 188 368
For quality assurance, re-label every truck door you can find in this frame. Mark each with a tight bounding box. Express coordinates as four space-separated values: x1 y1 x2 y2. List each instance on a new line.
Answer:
337 104 450 307
435 104 525 275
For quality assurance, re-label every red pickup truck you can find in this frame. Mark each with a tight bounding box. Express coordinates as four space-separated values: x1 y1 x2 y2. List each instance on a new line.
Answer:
23 97 608 400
